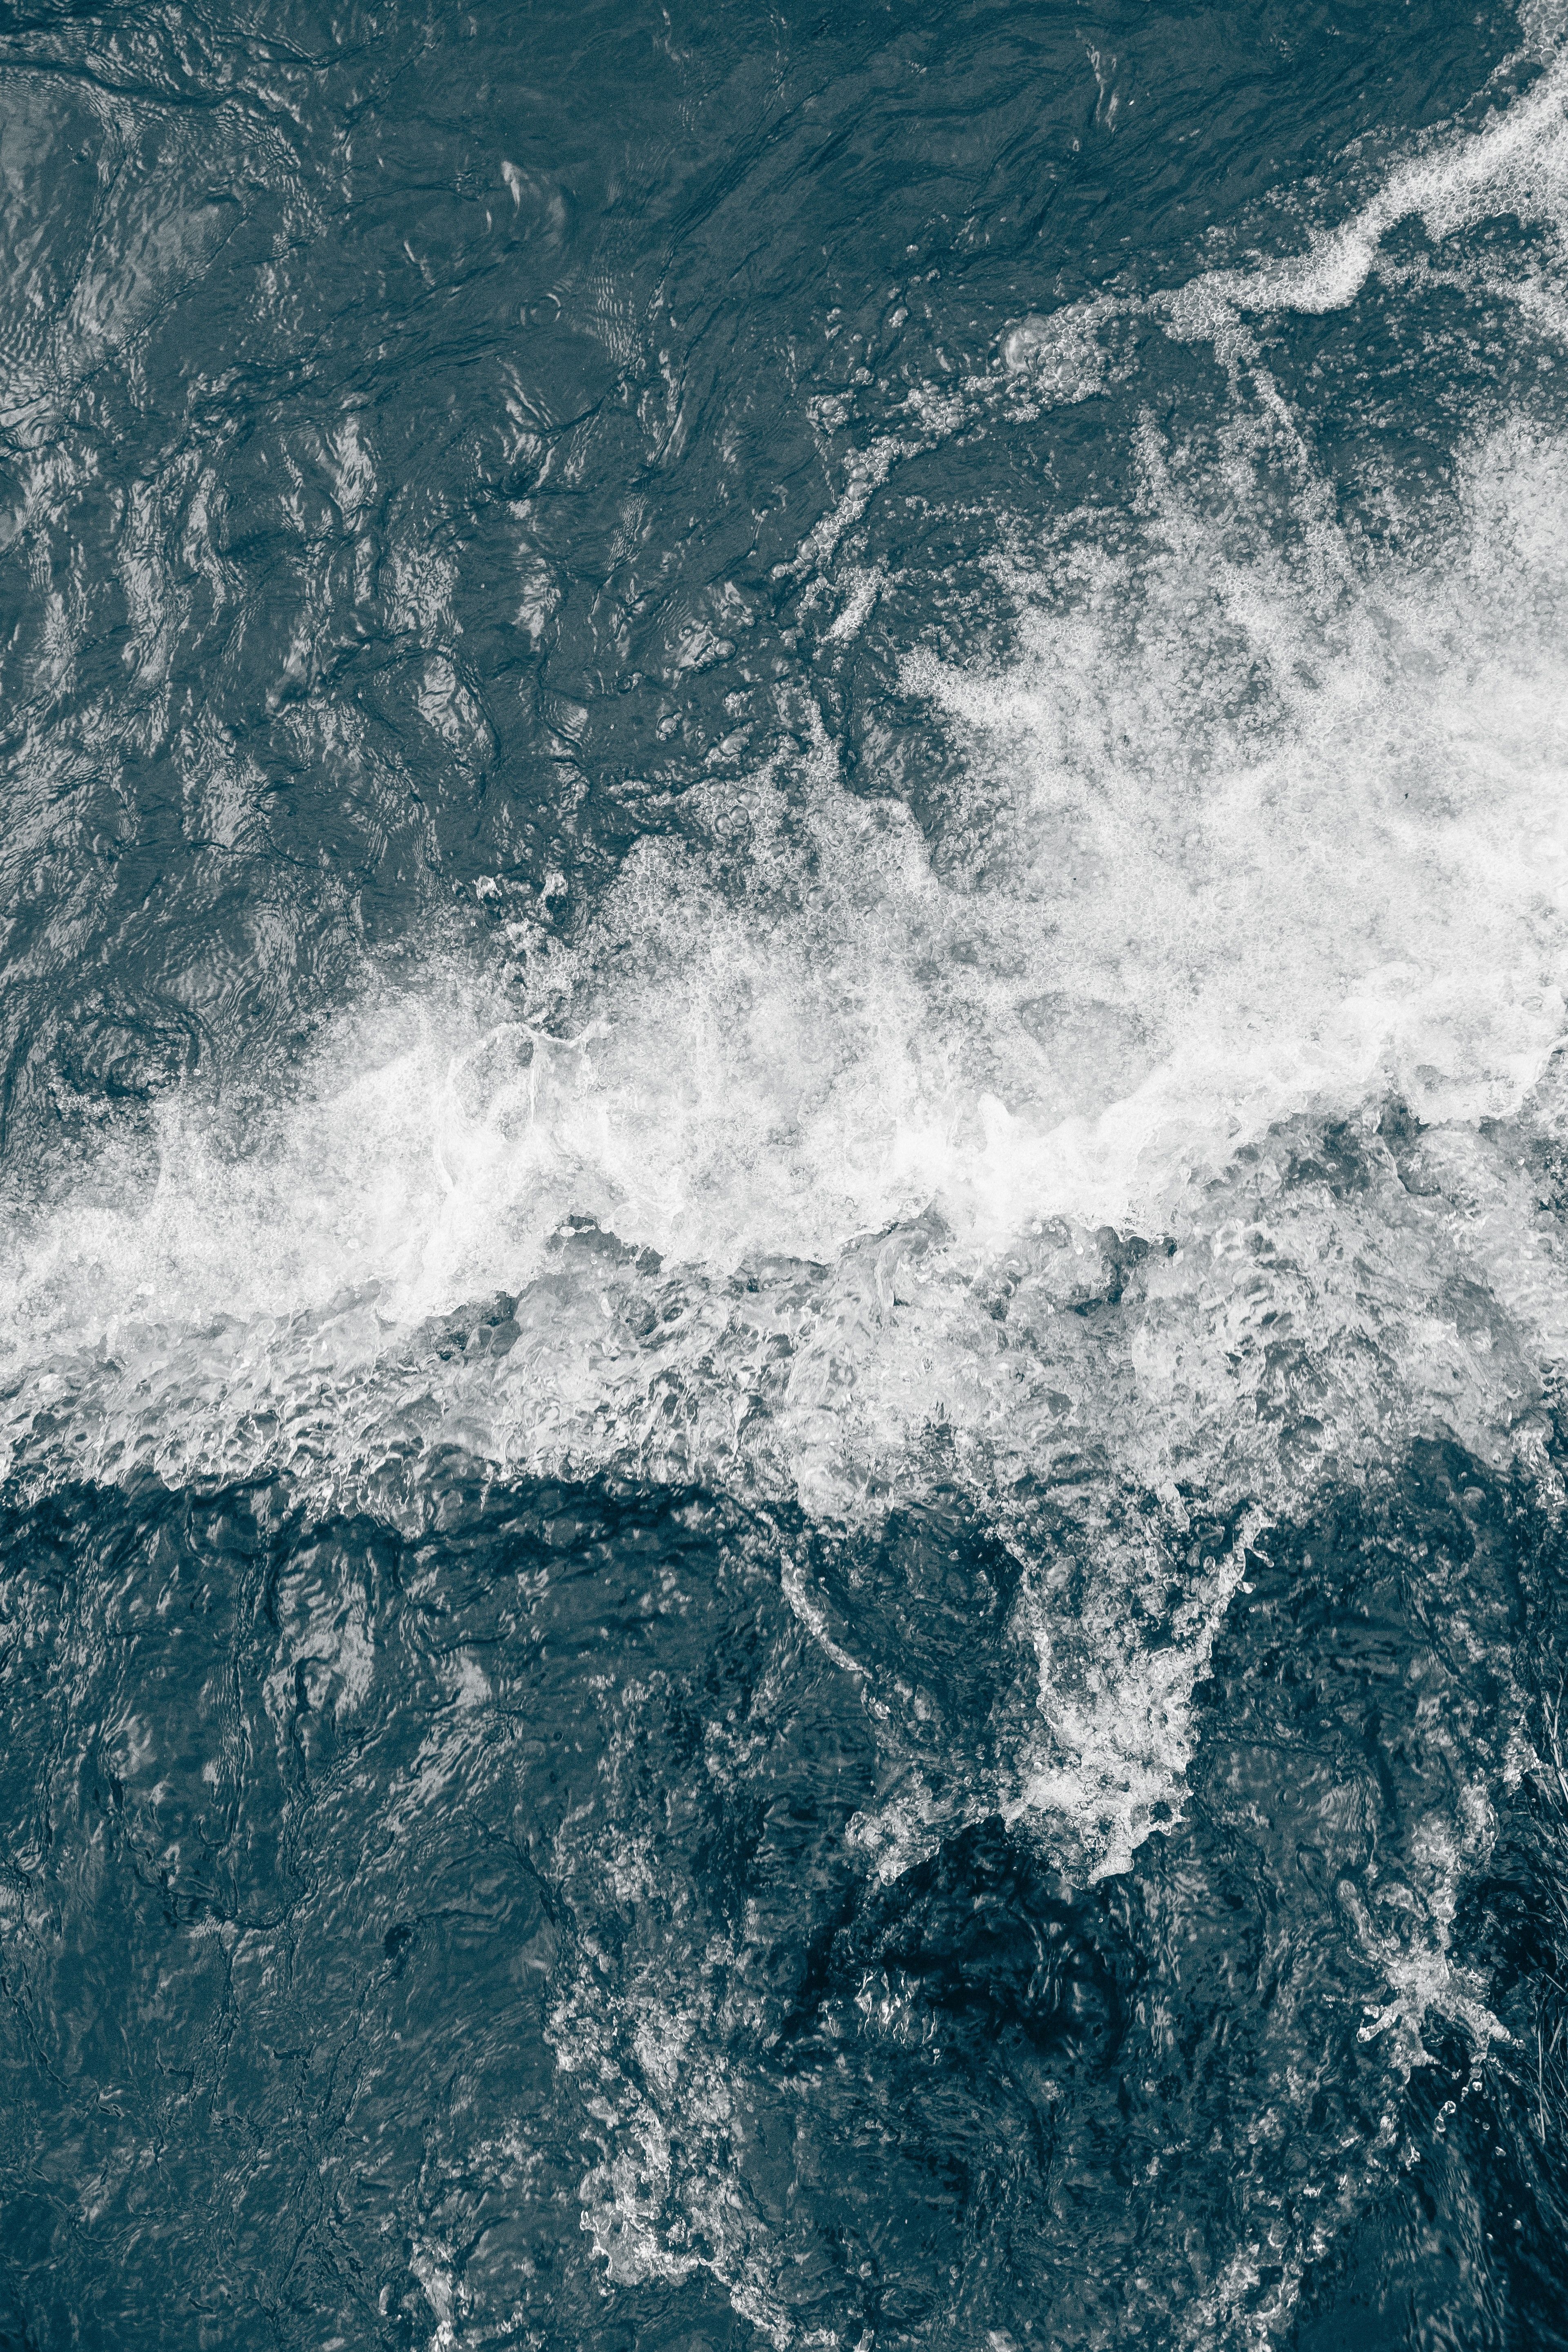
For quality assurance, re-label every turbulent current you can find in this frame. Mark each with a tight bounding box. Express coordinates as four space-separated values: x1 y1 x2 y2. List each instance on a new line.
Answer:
4 1 1568 2345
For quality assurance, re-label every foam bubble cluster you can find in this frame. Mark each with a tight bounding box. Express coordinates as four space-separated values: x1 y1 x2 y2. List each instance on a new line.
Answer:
1166 40 1568 330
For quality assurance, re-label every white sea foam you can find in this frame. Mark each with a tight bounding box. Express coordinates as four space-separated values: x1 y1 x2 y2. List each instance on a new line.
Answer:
1166 37 1568 331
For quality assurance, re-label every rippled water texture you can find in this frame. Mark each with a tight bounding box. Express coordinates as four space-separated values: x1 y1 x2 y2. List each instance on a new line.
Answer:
5 1 1568 2345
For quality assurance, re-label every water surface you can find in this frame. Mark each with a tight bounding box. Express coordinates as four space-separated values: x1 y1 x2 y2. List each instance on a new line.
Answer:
4 1 1568 2345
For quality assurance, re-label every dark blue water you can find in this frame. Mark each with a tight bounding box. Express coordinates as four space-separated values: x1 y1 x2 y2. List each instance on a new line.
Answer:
4 2 1568 2344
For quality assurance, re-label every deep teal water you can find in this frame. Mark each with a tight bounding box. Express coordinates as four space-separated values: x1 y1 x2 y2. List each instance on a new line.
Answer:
4 2 1568 2345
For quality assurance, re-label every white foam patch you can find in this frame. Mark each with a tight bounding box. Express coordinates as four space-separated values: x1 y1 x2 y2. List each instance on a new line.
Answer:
1166 40 1568 330
924 426 1568 1154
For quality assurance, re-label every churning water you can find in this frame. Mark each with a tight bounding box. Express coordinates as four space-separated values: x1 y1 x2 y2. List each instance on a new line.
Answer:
4 1 1568 2344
